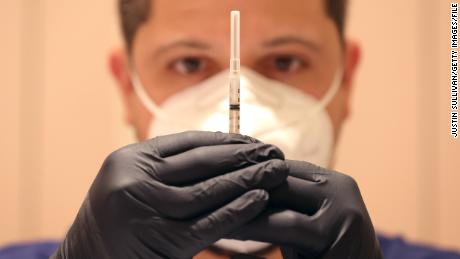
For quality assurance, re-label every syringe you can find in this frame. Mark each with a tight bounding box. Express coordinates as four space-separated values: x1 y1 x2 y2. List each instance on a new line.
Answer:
229 10 241 134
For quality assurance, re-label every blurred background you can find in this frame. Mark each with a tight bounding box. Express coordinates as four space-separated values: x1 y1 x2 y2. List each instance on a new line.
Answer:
1 0 459 251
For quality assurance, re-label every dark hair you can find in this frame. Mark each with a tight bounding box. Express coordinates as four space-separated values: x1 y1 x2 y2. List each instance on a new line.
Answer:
118 0 348 51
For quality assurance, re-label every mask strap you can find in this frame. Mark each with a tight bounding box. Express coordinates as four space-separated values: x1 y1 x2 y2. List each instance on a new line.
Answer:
295 67 343 136
309 67 344 116
131 70 168 119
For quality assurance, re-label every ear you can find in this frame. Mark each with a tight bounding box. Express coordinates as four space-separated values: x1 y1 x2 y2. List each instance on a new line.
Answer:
341 40 362 118
108 47 134 125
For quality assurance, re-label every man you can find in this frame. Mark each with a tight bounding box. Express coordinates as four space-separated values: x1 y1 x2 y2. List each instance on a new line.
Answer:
1 0 460 258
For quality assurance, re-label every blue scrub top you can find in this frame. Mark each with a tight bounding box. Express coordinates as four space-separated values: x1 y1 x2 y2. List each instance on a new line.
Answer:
1 235 459 259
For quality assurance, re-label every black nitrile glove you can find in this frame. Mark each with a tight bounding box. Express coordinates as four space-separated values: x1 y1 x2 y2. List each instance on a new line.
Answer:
51 131 288 259
230 160 383 259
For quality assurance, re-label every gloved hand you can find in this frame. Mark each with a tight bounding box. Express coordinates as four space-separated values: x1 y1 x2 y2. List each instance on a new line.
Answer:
230 160 383 259
51 131 288 259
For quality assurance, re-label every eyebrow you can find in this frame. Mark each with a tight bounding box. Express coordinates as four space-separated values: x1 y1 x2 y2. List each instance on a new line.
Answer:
152 36 319 58
262 36 320 51
154 40 211 57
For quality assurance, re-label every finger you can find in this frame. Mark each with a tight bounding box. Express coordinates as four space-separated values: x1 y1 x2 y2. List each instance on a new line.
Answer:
286 159 330 181
228 208 330 257
135 190 268 259
145 131 260 158
269 175 327 215
192 189 269 246
156 143 284 185
135 159 288 219
267 160 330 214
178 159 287 218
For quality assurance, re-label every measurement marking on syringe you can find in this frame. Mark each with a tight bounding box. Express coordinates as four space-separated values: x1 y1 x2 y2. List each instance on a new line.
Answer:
229 10 241 134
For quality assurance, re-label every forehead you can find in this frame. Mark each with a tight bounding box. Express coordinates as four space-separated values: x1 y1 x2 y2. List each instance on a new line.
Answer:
136 0 333 49
151 0 326 23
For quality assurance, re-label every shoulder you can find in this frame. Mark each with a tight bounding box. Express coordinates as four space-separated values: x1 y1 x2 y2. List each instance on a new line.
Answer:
0 241 59 259
379 234 460 259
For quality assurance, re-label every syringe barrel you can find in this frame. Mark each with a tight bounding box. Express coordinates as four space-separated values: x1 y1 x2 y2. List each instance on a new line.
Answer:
229 10 240 134
229 74 240 105
229 73 240 134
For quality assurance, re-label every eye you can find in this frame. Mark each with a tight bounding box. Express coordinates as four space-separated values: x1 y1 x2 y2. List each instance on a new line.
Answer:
172 57 205 75
273 56 305 73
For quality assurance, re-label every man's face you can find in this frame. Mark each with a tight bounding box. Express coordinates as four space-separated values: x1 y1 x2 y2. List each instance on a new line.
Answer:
111 0 360 147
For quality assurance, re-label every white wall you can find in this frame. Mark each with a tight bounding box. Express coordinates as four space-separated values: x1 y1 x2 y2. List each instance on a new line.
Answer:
1 0 459 251
1 0 23 244
335 0 460 250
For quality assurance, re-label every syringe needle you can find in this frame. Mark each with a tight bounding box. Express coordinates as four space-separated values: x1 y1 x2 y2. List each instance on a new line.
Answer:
229 10 240 134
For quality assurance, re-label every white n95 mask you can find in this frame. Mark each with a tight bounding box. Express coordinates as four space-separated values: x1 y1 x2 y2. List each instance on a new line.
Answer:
131 67 343 254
